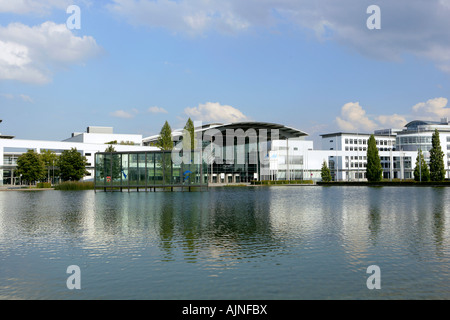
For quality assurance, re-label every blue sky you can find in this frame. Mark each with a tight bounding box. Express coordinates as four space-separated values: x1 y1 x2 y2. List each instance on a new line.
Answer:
1 0 450 143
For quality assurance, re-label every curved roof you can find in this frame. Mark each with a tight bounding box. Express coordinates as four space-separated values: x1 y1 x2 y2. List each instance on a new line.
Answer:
405 120 440 128
142 121 308 143
206 122 308 139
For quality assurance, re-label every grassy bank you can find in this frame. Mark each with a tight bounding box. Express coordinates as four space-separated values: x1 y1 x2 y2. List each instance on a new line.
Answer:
54 181 95 190
317 180 450 187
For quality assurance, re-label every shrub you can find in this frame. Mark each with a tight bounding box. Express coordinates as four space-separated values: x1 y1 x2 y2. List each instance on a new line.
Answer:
54 181 94 190
36 182 52 189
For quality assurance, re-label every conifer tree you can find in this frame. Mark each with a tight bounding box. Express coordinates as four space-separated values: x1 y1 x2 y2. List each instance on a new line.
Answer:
321 160 332 182
156 121 174 151
413 148 430 182
366 134 382 182
429 129 445 181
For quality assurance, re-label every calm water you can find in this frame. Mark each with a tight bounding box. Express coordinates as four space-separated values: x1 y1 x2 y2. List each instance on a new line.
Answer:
0 186 449 300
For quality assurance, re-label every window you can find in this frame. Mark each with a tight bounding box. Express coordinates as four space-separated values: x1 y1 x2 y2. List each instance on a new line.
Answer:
85 153 92 156
345 139 349 144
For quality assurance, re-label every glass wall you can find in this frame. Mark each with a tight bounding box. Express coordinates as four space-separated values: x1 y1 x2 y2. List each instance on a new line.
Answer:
95 151 205 189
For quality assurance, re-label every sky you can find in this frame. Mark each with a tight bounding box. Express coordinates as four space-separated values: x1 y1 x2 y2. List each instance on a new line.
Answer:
1 0 450 144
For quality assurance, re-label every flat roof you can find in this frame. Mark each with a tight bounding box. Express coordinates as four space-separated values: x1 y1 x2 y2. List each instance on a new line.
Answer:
320 132 394 138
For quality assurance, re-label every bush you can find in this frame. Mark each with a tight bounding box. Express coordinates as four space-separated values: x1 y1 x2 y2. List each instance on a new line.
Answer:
36 182 52 188
54 181 94 190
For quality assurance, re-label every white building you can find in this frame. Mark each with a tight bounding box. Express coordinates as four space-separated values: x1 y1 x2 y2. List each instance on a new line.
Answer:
0 123 157 186
3 118 450 186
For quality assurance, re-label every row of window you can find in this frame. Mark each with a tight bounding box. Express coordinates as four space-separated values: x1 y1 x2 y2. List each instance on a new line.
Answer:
344 138 392 146
343 146 391 151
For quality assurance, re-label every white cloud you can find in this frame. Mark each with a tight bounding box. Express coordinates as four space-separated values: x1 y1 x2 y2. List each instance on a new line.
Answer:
335 102 409 132
0 21 102 84
110 110 135 119
108 0 450 73
20 94 33 103
184 102 248 123
148 106 168 114
108 0 256 35
335 102 378 132
376 114 407 129
412 97 450 120
335 98 450 133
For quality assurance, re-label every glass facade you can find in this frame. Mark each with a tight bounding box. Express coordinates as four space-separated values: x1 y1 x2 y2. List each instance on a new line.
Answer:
95 151 206 190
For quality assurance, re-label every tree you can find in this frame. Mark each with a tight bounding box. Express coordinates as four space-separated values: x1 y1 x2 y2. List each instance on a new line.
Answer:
321 160 332 182
40 149 58 183
156 121 174 151
101 145 122 181
155 121 174 184
58 148 88 181
413 148 430 182
183 118 195 151
366 134 382 182
16 149 46 187
429 129 445 181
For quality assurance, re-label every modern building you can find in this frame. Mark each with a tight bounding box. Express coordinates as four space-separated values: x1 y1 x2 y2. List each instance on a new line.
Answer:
3 117 450 186
0 122 156 186
143 122 309 183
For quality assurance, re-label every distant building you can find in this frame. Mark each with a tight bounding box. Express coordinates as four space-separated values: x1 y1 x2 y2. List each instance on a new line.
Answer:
0 122 156 186
3 117 450 186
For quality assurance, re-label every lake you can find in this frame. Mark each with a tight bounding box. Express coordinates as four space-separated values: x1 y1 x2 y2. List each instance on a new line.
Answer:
0 186 449 299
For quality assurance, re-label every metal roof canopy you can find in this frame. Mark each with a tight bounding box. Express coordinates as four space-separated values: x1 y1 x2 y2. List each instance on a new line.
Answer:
199 122 308 140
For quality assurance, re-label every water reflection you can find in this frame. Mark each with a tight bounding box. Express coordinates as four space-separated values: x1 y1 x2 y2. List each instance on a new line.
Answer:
1 186 450 299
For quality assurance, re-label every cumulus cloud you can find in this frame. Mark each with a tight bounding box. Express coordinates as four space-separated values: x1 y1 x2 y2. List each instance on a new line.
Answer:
184 102 248 123
335 102 409 132
376 114 407 129
148 106 168 114
335 98 450 132
335 102 378 132
412 97 450 120
0 21 102 84
107 0 450 73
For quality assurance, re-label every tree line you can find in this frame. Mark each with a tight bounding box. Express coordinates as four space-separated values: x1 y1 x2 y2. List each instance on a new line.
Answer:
321 129 446 182
16 148 88 186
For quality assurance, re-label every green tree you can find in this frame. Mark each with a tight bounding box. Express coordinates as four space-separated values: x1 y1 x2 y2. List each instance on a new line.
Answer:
413 148 430 182
40 149 58 183
16 149 46 187
183 118 195 151
155 121 174 184
429 129 445 181
156 121 174 151
321 160 332 182
58 148 88 181
366 134 382 182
